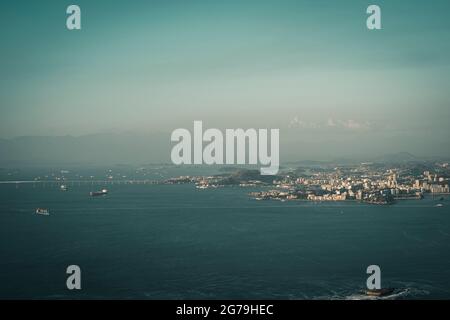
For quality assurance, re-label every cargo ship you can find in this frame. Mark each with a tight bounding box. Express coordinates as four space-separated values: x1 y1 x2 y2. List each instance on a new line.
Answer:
90 189 108 197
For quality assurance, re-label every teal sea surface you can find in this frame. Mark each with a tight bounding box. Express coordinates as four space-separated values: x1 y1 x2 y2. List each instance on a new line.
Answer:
1 179 450 299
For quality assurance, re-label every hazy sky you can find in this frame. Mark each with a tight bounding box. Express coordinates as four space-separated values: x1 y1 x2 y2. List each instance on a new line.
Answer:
1 0 450 159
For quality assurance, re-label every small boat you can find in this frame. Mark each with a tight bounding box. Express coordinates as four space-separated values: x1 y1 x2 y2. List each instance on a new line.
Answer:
435 203 444 207
365 288 394 297
60 184 68 191
35 208 50 216
90 189 108 197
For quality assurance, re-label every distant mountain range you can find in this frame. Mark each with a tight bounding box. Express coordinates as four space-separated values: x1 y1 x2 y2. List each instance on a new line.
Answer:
287 152 445 167
0 133 170 167
0 134 446 168
374 152 419 163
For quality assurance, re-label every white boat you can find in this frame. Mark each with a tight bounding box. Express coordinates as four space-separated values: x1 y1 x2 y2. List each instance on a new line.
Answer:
435 203 444 207
35 208 50 216
60 184 68 191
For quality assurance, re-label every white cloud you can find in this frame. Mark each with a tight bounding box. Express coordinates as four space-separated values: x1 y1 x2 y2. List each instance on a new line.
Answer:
288 117 372 131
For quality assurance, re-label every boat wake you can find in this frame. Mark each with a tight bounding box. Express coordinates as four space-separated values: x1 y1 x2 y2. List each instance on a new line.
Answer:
344 287 428 300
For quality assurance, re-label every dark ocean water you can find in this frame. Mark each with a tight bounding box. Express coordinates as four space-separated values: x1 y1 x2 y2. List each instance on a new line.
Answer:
1 182 450 299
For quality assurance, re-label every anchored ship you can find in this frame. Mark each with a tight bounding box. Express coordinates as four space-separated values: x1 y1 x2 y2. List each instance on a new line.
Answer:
35 208 50 216
90 189 108 197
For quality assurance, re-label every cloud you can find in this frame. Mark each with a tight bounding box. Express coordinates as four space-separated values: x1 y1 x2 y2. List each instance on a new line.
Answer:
288 116 320 129
339 119 371 130
288 117 373 131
